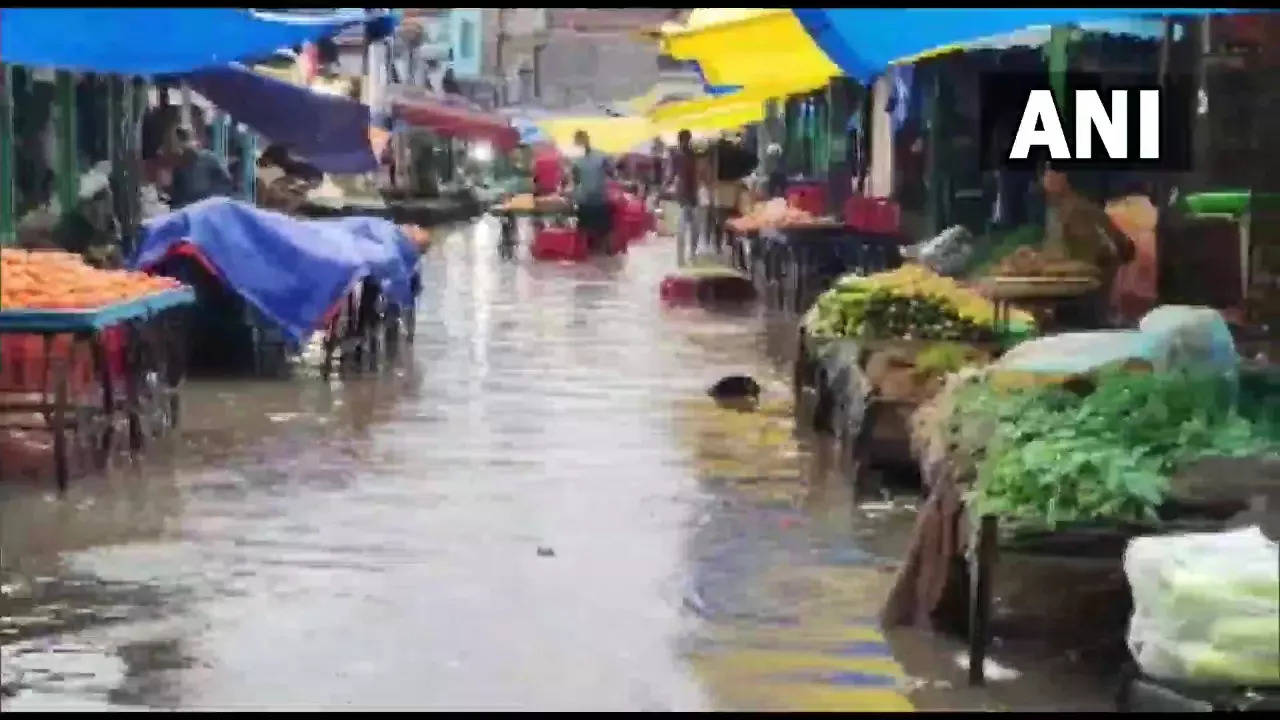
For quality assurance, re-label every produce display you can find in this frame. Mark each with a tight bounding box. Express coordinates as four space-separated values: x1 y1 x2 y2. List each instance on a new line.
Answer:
990 246 1100 278
1 249 182 311
726 198 832 232
954 371 1279 528
494 193 571 214
498 193 536 212
804 264 1035 342
1126 527 1280 685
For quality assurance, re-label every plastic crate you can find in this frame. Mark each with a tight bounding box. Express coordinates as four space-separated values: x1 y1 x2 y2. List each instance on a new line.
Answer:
0 333 97 399
660 275 700 305
844 196 902 234
532 227 589 261
787 182 828 216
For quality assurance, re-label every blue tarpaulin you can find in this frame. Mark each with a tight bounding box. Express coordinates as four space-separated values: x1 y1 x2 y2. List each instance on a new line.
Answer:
185 64 377 174
792 8 1247 82
133 198 417 345
0 8 375 75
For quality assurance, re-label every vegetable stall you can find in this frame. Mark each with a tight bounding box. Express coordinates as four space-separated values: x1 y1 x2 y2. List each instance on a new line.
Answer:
882 307 1279 698
0 249 194 488
726 197 904 314
795 263 1036 488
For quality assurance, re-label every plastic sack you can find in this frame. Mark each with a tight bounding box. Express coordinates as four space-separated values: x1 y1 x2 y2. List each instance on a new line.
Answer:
995 330 1157 376
993 306 1241 380
1138 305 1239 377
1125 526 1280 684
902 225 974 277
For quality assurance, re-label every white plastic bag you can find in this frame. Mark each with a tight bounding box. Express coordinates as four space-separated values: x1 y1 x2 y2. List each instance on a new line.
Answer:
1125 526 1280 684
902 225 974 277
1138 305 1239 377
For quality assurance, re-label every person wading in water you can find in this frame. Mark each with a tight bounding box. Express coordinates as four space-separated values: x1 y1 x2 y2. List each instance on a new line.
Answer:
568 130 615 255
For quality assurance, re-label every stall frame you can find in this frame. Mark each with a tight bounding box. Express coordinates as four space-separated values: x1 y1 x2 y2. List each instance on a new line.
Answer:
0 288 194 489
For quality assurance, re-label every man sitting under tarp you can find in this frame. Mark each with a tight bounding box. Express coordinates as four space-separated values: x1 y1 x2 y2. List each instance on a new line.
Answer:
161 125 235 209
16 161 124 268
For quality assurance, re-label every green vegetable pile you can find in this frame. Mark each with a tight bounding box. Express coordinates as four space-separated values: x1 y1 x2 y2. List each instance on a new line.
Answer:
803 266 1024 343
950 371 1280 528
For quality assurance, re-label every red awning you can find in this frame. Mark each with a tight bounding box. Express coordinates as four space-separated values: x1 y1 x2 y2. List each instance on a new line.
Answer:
388 85 518 150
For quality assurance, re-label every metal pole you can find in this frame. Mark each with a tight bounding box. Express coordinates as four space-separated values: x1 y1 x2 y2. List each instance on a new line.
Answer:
55 71 78 218
0 64 16 247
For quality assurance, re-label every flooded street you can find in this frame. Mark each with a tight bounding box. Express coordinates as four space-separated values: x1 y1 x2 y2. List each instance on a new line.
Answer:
2 221 1108 711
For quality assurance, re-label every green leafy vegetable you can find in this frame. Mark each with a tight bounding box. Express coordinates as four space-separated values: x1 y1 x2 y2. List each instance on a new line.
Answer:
952 371 1280 528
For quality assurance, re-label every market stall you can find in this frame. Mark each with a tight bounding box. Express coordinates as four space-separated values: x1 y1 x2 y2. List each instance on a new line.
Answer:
881 307 1278 696
0 249 194 489
795 264 1036 483
132 197 421 378
725 197 905 313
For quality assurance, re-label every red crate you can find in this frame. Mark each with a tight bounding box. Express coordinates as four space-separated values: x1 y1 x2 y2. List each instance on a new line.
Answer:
844 196 901 234
0 333 97 399
532 227 589 261
787 182 828 216
659 275 700 305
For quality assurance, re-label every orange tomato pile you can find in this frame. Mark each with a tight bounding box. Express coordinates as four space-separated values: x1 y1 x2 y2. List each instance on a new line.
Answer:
1 249 182 311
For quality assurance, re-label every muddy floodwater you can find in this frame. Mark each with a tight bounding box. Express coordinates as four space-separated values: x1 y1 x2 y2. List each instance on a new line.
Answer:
1 221 1117 711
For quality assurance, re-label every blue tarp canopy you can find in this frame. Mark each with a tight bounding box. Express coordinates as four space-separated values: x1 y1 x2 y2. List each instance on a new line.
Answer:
184 64 377 174
0 8 375 75
792 8 1246 82
133 198 418 346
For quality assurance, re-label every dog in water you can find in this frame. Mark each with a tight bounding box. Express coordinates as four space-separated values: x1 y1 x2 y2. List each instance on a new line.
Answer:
707 375 762 412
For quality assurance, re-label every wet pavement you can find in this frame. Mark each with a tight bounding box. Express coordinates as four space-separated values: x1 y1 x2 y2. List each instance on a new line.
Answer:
1 220 1116 711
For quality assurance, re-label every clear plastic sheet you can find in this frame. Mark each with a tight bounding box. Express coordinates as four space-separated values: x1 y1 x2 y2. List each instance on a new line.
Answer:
1125 526 1280 684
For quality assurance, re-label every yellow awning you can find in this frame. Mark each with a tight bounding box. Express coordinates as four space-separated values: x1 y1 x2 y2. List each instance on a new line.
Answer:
659 8 840 94
536 115 659 155
617 80 708 115
650 98 765 135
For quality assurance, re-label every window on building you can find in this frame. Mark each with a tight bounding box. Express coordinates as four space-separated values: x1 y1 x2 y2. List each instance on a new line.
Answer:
459 19 475 61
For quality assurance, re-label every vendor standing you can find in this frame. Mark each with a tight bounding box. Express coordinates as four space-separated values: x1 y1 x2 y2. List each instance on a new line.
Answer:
1040 166 1135 327
161 125 235 209
568 130 615 255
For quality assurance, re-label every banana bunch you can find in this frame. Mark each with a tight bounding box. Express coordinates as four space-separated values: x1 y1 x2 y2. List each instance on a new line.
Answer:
805 263 1034 341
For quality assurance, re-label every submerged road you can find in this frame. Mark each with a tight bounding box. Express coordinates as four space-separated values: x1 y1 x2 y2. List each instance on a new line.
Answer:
0 221 1110 710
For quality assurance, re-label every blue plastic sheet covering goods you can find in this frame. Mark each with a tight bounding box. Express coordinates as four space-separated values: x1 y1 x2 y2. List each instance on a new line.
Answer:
184 64 377 175
793 9 1249 82
132 198 417 346
0 8 377 75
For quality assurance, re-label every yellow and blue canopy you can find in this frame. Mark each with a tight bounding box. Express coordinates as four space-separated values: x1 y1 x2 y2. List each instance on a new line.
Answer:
792 8 1252 82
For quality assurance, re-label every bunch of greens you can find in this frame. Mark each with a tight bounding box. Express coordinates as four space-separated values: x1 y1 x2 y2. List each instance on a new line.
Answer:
959 371 1279 528
965 224 1043 279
